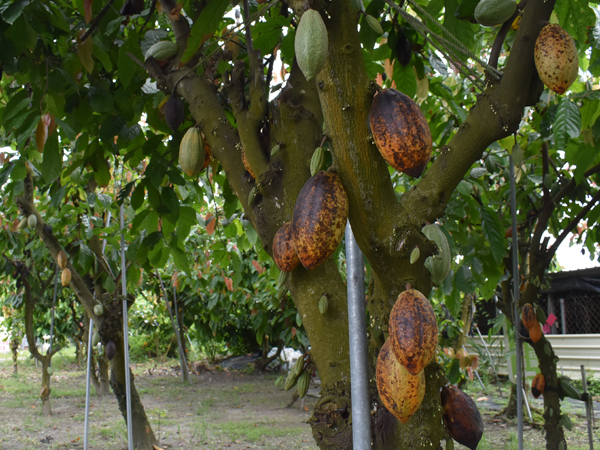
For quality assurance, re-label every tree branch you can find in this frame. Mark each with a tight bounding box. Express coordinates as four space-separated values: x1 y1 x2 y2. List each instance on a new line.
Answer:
488 0 528 69
80 0 117 41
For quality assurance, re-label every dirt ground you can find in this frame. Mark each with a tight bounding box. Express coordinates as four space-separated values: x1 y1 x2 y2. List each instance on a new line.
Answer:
0 356 598 450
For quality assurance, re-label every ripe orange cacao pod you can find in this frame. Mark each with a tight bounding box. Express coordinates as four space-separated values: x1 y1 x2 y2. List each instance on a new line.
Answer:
370 88 432 178
273 222 300 273
521 303 536 329
241 148 255 179
292 171 348 270
441 385 484 450
534 24 578 95
532 373 545 399
388 289 438 376
529 320 543 343
376 338 426 423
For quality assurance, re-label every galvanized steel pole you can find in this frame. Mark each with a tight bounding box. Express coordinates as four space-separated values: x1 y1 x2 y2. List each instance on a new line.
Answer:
120 203 134 450
509 155 524 450
83 319 94 450
345 222 372 450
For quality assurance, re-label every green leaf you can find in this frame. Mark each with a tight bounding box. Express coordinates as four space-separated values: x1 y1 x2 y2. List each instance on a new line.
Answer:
6 14 37 52
171 246 191 274
580 99 600 129
555 0 596 42
2 0 29 24
554 99 581 149
442 0 476 60
253 16 289 55
455 265 475 293
41 133 61 184
181 0 230 65
480 206 505 264
177 206 196 244
118 38 143 88
131 182 146 211
93 36 113 72
392 63 417 99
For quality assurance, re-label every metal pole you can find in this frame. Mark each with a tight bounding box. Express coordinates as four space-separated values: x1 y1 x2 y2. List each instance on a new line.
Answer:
84 319 94 450
522 388 533 422
509 154 524 450
559 298 567 334
120 203 133 450
581 365 594 449
344 222 371 450
48 267 59 360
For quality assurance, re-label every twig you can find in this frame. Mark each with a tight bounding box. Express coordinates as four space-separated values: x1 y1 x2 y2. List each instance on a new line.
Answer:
81 0 118 41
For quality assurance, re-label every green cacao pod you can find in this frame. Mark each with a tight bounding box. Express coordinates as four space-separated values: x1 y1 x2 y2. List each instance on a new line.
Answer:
365 15 383 36
18 218 27 230
370 89 432 177
296 370 310 398
271 144 281 156
389 289 438 375
277 270 289 288
535 24 578 95
441 385 483 450
145 41 178 61
376 338 425 423
295 9 328 82
409 246 420 264
285 357 304 391
535 303 548 325
94 304 104 316
46 367 54 376
474 0 516 27
248 187 258 205
292 171 348 270
179 127 205 177
92 331 101 347
422 223 451 286
310 147 325 176
277 284 288 300
27 214 37 229
318 295 328 314
273 222 301 272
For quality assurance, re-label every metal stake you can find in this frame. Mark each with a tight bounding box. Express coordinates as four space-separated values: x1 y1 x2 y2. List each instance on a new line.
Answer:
84 319 94 450
581 365 594 449
345 222 371 450
509 155 524 450
120 203 133 450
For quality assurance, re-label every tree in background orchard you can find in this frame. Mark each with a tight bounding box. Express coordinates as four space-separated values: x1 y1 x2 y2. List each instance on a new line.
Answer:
1 0 599 448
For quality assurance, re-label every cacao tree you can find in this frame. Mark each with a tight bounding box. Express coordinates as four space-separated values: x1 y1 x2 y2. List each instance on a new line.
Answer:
1 0 599 448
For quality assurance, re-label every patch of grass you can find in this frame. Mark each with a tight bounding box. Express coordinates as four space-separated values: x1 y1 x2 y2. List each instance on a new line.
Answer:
211 420 306 442
196 397 216 415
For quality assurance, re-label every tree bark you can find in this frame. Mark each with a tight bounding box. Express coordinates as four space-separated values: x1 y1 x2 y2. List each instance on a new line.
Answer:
10 337 19 375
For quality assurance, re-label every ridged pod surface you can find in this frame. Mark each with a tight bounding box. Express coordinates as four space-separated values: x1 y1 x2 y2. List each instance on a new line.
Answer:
61 268 71 287
376 338 426 423
145 41 178 61
441 385 484 450
57 250 68 269
292 171 348 270
295 9 328 82
272 222 300 272
532 373 545 399
534 24 578 95
389 289 438 375
521 303 536 329
179 127 205 177
370 89 432 177
529 320 543 343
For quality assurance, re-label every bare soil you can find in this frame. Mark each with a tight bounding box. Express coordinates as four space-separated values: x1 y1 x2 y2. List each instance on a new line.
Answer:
0 357 598 450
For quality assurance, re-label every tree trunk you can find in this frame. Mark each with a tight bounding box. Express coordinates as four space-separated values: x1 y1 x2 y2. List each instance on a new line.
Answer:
10 337 19 375
98 350 111 396
41 360 52 416
109 336 157 449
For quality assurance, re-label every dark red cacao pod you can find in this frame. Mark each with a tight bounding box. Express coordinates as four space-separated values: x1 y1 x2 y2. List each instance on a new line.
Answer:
273 222 300 273
441 385 484 450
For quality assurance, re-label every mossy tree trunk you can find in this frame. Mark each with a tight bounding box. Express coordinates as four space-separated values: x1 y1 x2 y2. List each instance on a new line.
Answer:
10 337 19 375
149 0 560 447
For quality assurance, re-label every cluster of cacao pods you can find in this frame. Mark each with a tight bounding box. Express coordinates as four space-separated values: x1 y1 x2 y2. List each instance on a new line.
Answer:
57 250 71 287
273 170 349 273
521 303 542 343
284 354 310 398
376 289 437 423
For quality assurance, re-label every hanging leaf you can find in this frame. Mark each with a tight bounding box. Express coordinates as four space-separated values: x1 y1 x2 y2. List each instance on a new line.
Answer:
480 206 505 264
181 0 230 65
84 0 95 23
36 114 52 152
554 99 581 149
205 215 216 235
78 33 94 74
41 133 61 183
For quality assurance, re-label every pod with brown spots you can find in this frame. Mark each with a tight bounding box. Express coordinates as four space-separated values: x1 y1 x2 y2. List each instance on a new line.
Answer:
441 385 484 450
292 171 348 270
389 289 438 376
534 24 578 95
370 89 432 177
376 338 426 423
272 222 300 272
521 303 536 329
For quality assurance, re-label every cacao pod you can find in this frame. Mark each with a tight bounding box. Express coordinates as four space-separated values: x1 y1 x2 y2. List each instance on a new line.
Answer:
241 148 255 179
57 250 68 269
295 9 328 82
106 340 116 360
376 338 426 423
409 246 420 264
145 41 178 61
47 367 54 376
441 385 484 450
474 0 516 27
529 320 543 343
61 268 72 287
179 127 205 177
18 218 27 230
285 357 304 391
365 15 383 36
389 289 438 375
248 187 258 205
277 270 289 288
92 331 101 347
164 96 185 132
318 295 328 314
292 171 349 270
532 373 545 399
310 147 325 176
94 304 104 316
271 144 281 156
370 89 432 177
534 24 578 95
273 222 301 273
297 370 310 398
521 303 536 329
27 214 37 229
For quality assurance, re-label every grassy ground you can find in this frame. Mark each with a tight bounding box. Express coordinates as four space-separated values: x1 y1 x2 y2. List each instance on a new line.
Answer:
0 351 598 450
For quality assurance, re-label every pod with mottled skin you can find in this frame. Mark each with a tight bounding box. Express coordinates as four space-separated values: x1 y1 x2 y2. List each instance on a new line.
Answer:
521 303 536 329
273 222 301 272
532 373 545 399
534 24 578 95
370 89 432 177
441 385 484 450
389 289 438 375
376 338 426 423
292 171 348 270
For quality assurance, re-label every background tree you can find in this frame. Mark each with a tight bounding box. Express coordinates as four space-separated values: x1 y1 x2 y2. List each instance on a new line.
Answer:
1 0 598 449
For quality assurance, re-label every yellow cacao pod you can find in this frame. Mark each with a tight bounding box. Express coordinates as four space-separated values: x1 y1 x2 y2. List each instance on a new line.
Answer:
179 127 205 177
61 268 72 287
534 24 578 95
57 250 68 269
